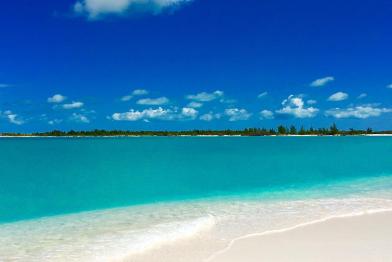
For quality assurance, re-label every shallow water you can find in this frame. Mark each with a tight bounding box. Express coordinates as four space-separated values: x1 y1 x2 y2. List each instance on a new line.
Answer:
1 137 392 261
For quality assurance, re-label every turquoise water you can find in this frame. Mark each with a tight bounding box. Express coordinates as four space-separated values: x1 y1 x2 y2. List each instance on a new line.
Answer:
1 137 392 261
1 136 392 224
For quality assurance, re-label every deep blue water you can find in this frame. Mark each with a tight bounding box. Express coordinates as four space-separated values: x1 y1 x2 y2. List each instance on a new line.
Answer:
1 136 392 224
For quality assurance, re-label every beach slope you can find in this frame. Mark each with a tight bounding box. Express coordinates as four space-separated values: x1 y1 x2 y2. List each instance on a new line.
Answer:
209 212 392 262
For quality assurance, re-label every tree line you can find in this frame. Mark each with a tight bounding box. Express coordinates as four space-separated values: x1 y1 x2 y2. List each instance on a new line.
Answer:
1 124 391 137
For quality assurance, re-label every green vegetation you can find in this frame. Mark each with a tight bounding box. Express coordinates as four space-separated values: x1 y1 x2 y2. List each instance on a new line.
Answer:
1 124 391 137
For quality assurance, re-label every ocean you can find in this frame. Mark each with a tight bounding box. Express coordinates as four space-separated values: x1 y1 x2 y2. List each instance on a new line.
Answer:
1 136 392 261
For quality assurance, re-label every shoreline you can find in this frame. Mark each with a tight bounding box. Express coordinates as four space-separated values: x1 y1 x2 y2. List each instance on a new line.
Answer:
1 134 392 138
208 210 392 262
1 198 392 261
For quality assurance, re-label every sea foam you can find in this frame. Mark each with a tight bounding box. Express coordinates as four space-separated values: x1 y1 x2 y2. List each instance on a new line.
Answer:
0 208 215 262
1 176 392 262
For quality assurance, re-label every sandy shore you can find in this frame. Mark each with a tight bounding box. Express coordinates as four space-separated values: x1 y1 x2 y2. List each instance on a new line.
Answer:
208 211 392 262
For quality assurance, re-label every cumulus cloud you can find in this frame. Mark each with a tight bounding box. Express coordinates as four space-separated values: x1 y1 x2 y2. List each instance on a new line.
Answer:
307 99 317 105
0 110 25 125
132 89 148 95
187 101 203 108
325 106 392 119
121 89 149 101
112 107 177 121
257 92 268 98
62 101 84 109
357 93 367 99
112 106 199 121
186 90 224 102
121 95 133 102
70 113 90 123
224 108 251 121
181 107 198 119
219 98 236 104
199 112 221 121
8 114 24 125
328 92 349 102
260 110 274 120
48 119 63 125
276 95 319 118
73 0 192 19
310 76 335 87
137 97 169 105
48 94 67 103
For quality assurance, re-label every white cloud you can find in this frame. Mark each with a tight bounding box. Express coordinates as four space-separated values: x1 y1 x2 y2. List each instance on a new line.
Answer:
224 108 251 121
112 106 199 121
219 98 236 104
73 0 192 19
357 93 367 99
387 84 392 89
112 111 144 121
121 95 133 102
260 110 274 120
310 76 335 87
121 89 148 101
62 101 84 109
200 114 213 121
276 95 319 118
307 99 317 105
181 107 198 119
257 92 268 98
200 112 221 121
187 101 203 108
1 111 25 125
48 94 67 103
70 113 90 123
186 90 224 102
325 106 392 119
137 97 169 105
112 107 175 121
48 119 63 125
132 89 148 96
328 92 349 102
8 114 24 125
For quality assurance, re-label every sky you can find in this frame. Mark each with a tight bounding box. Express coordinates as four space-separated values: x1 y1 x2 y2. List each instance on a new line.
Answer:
0 0 392 132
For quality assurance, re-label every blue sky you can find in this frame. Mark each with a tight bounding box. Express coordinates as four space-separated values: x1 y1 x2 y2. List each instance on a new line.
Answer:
1 0 392 132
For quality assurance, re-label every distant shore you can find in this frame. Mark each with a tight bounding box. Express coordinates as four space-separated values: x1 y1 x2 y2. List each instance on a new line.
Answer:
1 134 392 138
1 125 391 137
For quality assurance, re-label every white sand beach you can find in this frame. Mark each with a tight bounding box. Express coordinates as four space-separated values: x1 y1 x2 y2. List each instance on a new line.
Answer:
208 211 392 262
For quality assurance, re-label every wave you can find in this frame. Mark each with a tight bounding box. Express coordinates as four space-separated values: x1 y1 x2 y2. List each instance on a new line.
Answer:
0 209 216 262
